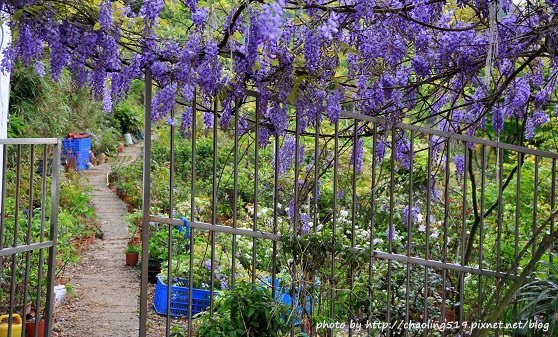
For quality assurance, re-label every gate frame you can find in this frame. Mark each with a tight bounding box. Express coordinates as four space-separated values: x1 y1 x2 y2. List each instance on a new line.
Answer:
138 73 558 336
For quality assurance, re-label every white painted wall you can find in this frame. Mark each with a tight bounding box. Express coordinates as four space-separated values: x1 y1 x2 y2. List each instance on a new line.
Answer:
0 12 10 209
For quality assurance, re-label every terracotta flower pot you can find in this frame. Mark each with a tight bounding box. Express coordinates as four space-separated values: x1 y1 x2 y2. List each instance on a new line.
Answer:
131 237 141 245
26 319 45 337
126 252 139 266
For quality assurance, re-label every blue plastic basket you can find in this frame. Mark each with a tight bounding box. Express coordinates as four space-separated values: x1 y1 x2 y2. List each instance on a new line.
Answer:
62 138 91 171
62 137 91 154
267 278 312 325
153 276 211 317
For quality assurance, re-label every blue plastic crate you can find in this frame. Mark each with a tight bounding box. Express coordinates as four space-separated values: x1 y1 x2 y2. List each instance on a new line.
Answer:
64 149 90 170
267 278 312 325
153 275 210 317
62 137 91 155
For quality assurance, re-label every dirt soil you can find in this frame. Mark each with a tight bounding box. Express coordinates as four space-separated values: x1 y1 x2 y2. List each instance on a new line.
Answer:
53 144 142 337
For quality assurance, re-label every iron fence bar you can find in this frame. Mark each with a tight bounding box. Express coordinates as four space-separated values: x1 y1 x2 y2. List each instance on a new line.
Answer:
44 141 60 337
442 139 451 336
478 145 486 321
166 106 176 335
515 153 522 272
0 241 54 256
231 99 239 290
187 91 197 337
292 108 300 337
532 156 539 259
148 215 526 281
551 159 556 265
34 146 48 337
340 111 558 159
210 98 218 313
495 147 503 337
329 120 339 337
272 133 279 301
367 123 377 337
310 112 320 337
8 144 22 337
386 128 396 337
424 134 433 336
349 120 358 337
21 144 35 336
404 130 414 337
139 69 153 337
252 99 259 287
0 144 7 268
0 138 58 145
459 142 468 331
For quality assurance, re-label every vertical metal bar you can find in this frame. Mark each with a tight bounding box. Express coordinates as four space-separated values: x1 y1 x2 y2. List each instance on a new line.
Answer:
310 112 320 337
292 110 299 337
515 153 522 273
512 151 522 321
166 107 176 335
34 146 48 337
387 128 396 337
551 159 556 265
532 156 539 259
187 91 197 337
441 139 451 334
494 147 503 336
0 145 6 280
252 98 259 286
367 124 377 336
210 98 218 313
8 144 22 337
22 145 35 336
478 146 486 321
405 131 414 337
349 121 358 337
329 121 339 337
272 134 279 300
424 134 433 336
459 143 468 330
231 99 239 290
44 142 60 337
139 70 153 337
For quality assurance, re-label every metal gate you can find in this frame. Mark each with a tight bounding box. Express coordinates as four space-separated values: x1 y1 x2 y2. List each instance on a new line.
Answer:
0 138 60 337
139 75 558 337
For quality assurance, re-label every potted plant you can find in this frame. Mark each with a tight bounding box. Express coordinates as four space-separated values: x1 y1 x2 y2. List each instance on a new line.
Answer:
126 243 140 266
25 316 44 337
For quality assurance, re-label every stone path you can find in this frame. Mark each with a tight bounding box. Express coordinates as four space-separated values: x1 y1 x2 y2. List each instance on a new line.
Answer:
54 143 142 337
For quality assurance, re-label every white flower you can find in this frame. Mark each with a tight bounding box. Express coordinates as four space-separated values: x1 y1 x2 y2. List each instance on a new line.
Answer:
339 210 349 218
416 213 424 223
418 224 426 232
430 230 439 239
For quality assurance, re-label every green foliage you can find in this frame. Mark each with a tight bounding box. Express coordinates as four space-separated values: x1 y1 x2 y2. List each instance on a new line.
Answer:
112 101 142 134
515 257 558 336
9 64 105 138
126 243 140 254
196 282 291 337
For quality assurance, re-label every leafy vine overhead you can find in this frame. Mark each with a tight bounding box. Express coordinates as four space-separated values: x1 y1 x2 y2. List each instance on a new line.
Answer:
1 0 557 143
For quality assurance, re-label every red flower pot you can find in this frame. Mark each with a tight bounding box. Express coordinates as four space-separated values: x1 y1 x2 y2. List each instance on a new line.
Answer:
126 252 139 266
26 319 45 337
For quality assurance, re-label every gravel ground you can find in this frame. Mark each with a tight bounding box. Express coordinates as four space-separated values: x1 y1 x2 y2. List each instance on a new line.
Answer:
53 144 142 337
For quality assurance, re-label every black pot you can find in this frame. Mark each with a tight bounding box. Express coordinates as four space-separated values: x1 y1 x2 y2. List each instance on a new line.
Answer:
148 258 162 284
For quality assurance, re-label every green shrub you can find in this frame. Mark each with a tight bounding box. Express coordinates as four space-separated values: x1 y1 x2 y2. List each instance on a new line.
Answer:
196 282 291 337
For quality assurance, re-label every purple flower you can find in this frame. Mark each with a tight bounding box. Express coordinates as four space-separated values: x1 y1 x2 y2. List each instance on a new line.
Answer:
454 155 465 181
140 0 164 22
403 205 421 228
300 213 311 234
386 226 397 242
350 138 364 174
99 0 113 30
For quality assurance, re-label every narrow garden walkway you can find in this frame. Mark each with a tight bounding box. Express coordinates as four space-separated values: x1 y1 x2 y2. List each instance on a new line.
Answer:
54 143 142 337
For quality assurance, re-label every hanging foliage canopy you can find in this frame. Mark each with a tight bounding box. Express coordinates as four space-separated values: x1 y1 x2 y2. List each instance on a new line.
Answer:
1 0 557 144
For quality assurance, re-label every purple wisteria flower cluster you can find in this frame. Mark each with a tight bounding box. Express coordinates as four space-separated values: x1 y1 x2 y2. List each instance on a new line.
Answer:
0 0 556 161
